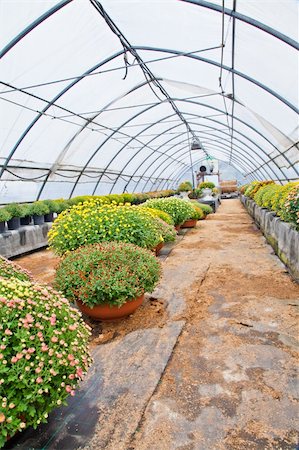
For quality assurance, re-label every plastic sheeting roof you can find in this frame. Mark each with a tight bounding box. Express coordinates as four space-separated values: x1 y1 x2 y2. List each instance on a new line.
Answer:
0 0 298 202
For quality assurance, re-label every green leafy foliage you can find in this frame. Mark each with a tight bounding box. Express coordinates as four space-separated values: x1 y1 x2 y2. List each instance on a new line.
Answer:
28 201 50 216
177 181 193 192
198 181 215 189
196 202 213 215
0 208 11 223
188 188 203 199
143 197 196 226
4 203 25 218
55 242 162 308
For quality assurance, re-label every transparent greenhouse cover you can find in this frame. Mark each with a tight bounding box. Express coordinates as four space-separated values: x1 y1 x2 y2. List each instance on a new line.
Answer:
0 0 298 202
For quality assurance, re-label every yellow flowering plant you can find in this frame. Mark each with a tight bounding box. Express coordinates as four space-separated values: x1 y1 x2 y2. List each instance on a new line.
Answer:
48 201 162 256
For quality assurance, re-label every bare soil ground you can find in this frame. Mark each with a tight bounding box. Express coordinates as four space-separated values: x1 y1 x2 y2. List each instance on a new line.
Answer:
15 199 299 450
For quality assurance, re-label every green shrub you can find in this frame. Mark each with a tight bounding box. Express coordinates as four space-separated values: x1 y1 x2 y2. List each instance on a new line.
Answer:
198 181 215 189
48 201 162 256
177 181 193 192
239 184 249 194
144 198 196 226
5 203 25 218
189 205 204 220
28 201 50 216
188 188 203 199
196 202 213 215
55 242 162 308
0 208 11 223
0 261 92 446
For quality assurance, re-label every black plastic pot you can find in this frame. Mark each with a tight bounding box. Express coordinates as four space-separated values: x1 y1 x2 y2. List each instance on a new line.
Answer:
32 214 45 225
7 217 21 230
0 221 6 233
20 216 32 226
44 212 54 222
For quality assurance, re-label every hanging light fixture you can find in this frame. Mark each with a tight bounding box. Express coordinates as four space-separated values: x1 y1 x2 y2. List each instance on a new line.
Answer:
191 137 202 150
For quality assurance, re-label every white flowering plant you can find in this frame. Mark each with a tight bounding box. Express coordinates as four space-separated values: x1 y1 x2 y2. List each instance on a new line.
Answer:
0 259 92 446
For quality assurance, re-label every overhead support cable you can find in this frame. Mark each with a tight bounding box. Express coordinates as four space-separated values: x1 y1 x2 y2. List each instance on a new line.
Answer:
132 47 299 114
0 46 222 95
180 0 299 50
229 0 237 165
89 0 205 147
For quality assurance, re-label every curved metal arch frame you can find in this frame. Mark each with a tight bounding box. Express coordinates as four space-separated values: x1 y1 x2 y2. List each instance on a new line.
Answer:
133 46 299 114
132 139 263 194
0 50 127 180
109 95 287 194
142 147 256 193
105 102 289 194
180 0 299 50
0 0 73 59
1 46 296 191
134 113 285 191
137 132 273 193
156 143 264 191
119 121 275 194
135 131 271 194
2 42 297 178
36 78 163 199
92 114 195 196
0 5 297 196
69 101 188 197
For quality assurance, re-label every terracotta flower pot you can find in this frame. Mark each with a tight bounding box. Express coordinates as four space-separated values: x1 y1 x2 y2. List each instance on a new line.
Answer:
154 241 164 256
76 294 144 321
181 219 197 228
174 225 181 231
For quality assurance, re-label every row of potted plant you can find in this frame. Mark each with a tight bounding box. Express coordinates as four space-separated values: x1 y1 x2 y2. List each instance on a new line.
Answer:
48 197 209 256
0 195 213 442
240 181 299 230
0 190 175 233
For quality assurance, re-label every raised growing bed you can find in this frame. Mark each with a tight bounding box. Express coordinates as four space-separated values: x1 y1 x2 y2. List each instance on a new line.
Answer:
240 195 299 282
0 223 52 258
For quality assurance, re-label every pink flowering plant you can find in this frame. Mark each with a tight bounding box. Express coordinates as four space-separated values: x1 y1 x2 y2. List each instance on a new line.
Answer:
0 256 32 282
0 261 92 445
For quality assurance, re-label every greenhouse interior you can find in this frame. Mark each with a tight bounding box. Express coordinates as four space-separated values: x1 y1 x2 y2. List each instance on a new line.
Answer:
0 0 298 449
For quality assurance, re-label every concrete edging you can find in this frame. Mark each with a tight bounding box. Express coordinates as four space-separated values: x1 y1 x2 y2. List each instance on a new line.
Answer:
240 195 299 282
0 223 52 258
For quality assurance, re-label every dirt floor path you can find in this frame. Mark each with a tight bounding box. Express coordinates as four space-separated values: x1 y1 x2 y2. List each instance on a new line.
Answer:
14 199 299 450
